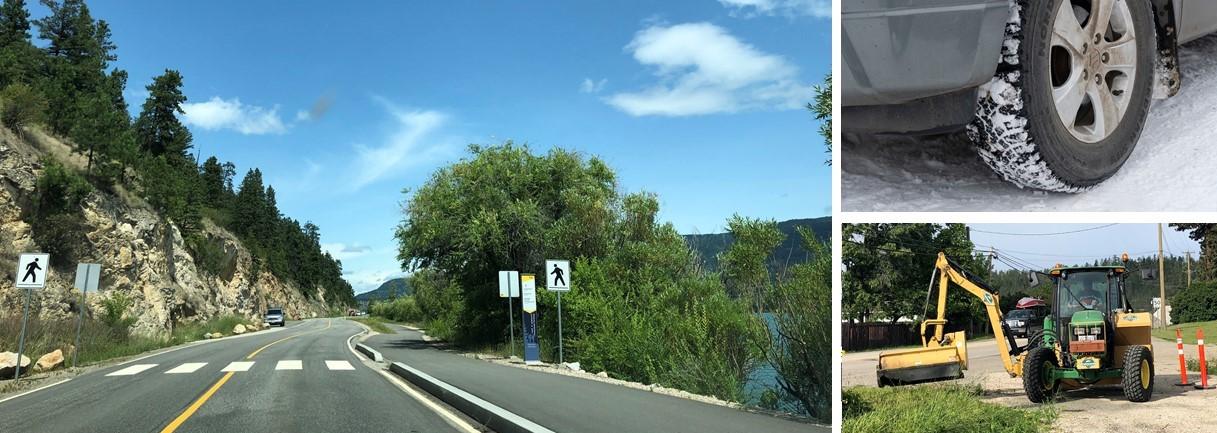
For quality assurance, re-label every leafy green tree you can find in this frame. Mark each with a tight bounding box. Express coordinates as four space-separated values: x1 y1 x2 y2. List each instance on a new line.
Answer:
767 228 830 421
842 224 988 325
1173 224 1217 281
396 142 617 343
720 215 784 312
811 74 831 164
0 0 29 47
0 0 39 87
35 0 118 135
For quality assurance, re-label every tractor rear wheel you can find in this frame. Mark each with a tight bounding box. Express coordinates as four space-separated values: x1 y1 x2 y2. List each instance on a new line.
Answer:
1121 345 1154 402
1022 347 1060 403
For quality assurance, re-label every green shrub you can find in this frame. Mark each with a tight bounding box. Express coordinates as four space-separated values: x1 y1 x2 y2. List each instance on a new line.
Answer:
369 296 423 323
0 82 47 132
1171 281 1217 324
99 292 136 329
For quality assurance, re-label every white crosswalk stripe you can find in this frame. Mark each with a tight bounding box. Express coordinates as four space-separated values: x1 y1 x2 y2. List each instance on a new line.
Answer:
221 361 255 372
275 360 302 370
165 363 207 374
107 364 158 376
325 360 354 371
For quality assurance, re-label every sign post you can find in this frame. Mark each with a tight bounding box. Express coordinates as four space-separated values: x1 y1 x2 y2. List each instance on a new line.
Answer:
545 259 571 364
14 252 49 381
521 273 540 365
73 263 101 368
498 270 520 358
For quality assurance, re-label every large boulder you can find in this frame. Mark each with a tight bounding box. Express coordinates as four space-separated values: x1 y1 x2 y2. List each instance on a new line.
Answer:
0 351 32 378
34 349 64 371
232 324 247 335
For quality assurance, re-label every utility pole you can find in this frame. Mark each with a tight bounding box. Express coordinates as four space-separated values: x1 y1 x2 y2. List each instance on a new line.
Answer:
1159 224 1167 329
1187 251 1193 288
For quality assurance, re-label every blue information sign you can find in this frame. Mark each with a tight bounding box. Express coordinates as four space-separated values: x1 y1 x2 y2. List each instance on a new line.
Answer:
522 310 540 364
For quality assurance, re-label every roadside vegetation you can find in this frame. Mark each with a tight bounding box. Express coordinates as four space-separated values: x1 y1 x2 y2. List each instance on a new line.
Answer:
843 385 1056 433
385 142 829 421
350 316 395 334
0 0 354 306
0 295 255 374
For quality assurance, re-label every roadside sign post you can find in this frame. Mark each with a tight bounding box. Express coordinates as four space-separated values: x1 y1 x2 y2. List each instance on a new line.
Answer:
521 274 540 365
545 259 571 364
499 270 520 358
14 253 50 381
73 263 101 368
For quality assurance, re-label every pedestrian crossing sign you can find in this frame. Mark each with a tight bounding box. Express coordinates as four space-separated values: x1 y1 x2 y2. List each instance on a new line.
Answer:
15 253 49 289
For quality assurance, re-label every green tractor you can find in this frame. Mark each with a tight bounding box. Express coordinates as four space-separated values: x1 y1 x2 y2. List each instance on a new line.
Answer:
1021 258 1155 403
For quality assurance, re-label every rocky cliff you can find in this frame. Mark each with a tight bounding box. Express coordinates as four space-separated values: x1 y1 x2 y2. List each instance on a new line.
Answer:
0 128 329 336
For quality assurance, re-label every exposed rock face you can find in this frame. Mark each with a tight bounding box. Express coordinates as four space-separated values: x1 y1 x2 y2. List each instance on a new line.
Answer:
0 351 31 377
34 349 63 371
0 130 330 336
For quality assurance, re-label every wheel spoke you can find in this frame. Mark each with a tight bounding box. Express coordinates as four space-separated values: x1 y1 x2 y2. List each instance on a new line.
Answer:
1090 84 1122 139
1091 0 1115 37
1054 71 1088 128
1104 37 1137 73
1052 1 1087 54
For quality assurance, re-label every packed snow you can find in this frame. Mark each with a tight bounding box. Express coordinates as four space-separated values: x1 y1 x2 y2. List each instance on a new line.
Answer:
843 34 1217 212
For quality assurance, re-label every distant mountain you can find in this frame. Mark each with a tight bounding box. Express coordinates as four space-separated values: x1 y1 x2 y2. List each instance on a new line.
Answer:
355 278 412 306
683 217 831 272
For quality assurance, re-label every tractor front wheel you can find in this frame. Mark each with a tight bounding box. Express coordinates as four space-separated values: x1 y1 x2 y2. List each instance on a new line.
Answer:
1122 345 1154 402
1022 347 1060 403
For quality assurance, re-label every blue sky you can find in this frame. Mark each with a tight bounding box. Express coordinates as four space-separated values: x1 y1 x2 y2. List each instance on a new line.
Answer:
969 224 1198 271
51 1 831 293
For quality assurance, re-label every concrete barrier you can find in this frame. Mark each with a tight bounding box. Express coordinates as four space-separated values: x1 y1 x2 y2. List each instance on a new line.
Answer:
355 343 383 362
389 362 554 433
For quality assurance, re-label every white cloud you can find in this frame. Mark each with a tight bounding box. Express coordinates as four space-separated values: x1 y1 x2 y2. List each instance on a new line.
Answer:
345 269 406 295
181 96 288 135
718 0 830 18
606 22 805 116
580 78 607 93
350 99 455 189
295 110 311 122
322 243 373 261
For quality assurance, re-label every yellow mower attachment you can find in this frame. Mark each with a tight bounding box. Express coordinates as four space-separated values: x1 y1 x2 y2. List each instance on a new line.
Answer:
877 327 968 386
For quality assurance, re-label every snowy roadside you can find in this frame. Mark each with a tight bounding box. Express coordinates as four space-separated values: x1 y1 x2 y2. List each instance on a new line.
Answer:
843 33 1217 212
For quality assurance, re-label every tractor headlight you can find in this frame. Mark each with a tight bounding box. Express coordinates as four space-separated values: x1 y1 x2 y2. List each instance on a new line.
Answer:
1074 327 1086 336
1089 326 1102 335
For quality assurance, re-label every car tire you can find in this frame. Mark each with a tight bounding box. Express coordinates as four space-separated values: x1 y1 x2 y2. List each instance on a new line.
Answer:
967 0 1156 192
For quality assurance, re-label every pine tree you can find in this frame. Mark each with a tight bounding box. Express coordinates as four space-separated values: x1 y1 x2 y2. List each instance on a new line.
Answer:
134 70 192 160
0 0 30 47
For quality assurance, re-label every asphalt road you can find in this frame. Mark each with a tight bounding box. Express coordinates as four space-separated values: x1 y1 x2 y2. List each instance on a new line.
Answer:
0 319 465 433
843 337 1190 388
366 325 825 433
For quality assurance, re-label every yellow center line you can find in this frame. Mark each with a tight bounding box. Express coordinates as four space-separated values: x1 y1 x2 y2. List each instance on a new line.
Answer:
158 319 334 433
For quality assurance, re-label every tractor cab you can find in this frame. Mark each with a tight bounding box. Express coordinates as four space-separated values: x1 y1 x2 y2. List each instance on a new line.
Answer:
1048 265 1130 371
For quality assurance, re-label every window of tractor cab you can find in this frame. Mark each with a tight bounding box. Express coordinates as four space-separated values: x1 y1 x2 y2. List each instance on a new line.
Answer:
1056 271 1116 318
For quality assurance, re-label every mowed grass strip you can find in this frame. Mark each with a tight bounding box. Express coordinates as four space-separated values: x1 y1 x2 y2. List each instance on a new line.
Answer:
1152 320 1217 344
843 384 1056 433
350 316 395 334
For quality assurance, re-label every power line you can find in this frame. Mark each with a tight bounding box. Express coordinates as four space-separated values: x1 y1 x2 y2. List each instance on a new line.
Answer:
970 224 1119 236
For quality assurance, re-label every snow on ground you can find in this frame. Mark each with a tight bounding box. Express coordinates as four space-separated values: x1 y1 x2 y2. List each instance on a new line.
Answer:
843 34 1217 212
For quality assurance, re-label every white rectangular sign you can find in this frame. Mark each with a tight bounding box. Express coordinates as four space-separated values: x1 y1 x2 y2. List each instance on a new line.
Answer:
15 253 49 289
75 263 101 292
498 270 510 298
509 271 520 297
521 274 537 313
545 259 570 291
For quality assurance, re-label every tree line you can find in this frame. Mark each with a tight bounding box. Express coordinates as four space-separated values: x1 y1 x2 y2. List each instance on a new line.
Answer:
0 0 353 306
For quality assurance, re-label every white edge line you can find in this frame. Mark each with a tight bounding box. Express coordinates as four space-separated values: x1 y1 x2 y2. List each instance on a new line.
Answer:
0 377 72 405
398 362 557 433
376 368 481 433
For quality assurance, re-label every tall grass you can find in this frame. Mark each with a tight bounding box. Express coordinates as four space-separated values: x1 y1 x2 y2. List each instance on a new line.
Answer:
0 313 255 369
